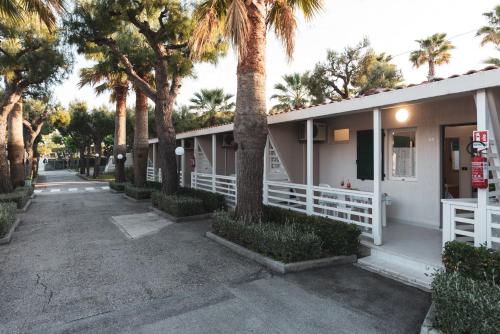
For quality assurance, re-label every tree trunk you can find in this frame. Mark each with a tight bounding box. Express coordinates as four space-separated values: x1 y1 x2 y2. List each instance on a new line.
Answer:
85 145 90 176
79 146 86 174
428 58 435 80
0 87 22 193
93 139 102 178
7 100 25 187
114 84 128 183
233 1 269 220
154 63 179 195
25 139 34 179
133 86 149 188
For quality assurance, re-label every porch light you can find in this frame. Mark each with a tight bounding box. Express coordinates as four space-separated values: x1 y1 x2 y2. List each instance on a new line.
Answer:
117 154 124 160
395 108 409 123
95 153 99 157
175 147 185 156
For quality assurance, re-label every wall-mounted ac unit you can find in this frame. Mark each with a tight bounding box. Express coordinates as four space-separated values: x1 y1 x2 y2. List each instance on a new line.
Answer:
222 134 235 148
298 122 327 142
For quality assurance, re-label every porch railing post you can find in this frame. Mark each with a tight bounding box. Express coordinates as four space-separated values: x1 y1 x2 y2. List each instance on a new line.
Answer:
180 139 186 187
212 134 216 193
306 119 314 215
475 89 489 246
373 108 383 246
152 142 157 181
263 136 269 205
442 201 452 247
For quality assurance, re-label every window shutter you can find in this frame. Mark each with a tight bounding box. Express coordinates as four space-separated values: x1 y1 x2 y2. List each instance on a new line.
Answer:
356 130 385 181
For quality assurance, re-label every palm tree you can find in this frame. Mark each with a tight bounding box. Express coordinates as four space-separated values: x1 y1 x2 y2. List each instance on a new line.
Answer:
477 5 500 65
270 73 310 113
78 62 129 183
409 33 455 80
192 0 323 220
189 88 235 126
0 0 65 29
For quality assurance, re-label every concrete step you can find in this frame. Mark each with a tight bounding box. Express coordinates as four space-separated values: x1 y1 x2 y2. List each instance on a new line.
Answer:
356 248 442 291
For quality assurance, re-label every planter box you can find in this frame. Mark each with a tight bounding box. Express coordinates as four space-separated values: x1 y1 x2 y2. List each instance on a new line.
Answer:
17 199 32 213
420 303 443 334
0 218 21 245
150 207 213 223
123 194 151 202
206 232 357 274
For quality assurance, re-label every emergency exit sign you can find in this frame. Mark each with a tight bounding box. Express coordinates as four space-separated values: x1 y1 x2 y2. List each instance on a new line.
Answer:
473 130 489 150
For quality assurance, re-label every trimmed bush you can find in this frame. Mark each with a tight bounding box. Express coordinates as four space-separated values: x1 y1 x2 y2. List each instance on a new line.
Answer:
262 206 361 256
0 202 17 237
213 211 323 263
443 241 500 284
432 271 500 334
124 183 152 200
125 167 134 184
154 193 205 217
0 190 28 209
146 181 162 190
177 187 226 212
109 181 126 192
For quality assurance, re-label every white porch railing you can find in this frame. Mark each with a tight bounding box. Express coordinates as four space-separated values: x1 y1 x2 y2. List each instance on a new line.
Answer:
192 173 377 240
146 167 163 183
487 204 500 250
192 172 237 207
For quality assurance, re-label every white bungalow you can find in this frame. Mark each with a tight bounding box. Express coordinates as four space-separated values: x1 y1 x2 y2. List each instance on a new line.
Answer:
148 66 500 289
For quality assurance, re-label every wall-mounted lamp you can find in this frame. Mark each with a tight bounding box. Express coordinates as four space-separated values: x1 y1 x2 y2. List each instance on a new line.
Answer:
395 108 409 123
117 154 124 160
175 147 185 156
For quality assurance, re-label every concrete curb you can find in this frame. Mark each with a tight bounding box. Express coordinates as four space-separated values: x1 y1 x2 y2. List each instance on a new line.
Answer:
0 218 21 245
122 194 151 202
17 199 32 213
420 303 442 334
206 232 357 274
109 189 123 194
150 207 213 223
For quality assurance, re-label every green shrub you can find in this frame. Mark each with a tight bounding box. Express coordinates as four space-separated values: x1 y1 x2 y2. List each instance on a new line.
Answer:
262 206 360 256
213 211 323 263
432 271 500 334
153 192 205 217
124 183 152 200
0 202 17 237
125 167 134 184
443 241 500 284
177 187 226 212
146 181 162 190
109 181 126 192
0 190 28 209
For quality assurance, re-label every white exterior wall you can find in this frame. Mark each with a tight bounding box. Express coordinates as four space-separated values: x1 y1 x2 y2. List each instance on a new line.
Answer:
315 96 476 229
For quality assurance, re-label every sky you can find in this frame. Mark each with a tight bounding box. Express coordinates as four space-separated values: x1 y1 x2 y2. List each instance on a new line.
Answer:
54 0 500 111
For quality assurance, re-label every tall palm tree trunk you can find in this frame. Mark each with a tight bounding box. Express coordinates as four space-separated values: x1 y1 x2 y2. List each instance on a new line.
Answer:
234 1 269 220
133 86 149 188
7 100 24 187
93 139 102 178
427 58 436 80
113 84 127 183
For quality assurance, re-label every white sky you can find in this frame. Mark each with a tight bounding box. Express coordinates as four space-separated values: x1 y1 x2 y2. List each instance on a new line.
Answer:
54 0 499 110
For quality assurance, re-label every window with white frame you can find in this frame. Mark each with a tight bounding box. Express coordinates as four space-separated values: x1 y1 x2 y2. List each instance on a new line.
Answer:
389 128 416 179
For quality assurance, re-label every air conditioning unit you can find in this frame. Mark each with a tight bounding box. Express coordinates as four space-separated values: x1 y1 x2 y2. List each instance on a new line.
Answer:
222 134 235 148
298 122 327 142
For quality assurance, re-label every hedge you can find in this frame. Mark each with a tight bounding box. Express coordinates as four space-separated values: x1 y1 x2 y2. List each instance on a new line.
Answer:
0 188 30 209
432 271 500 334
109 181 126 192
176 187 226 212
124 183 153 200
262 206 361 256
213 211 323 263
153 193 205 217
443 241 500 284
0 202 17 237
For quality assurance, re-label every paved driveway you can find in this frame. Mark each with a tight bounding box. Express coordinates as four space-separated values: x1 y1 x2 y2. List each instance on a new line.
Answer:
0 170 430 334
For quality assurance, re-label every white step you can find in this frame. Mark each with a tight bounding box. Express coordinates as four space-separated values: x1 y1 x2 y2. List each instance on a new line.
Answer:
356 248 442 291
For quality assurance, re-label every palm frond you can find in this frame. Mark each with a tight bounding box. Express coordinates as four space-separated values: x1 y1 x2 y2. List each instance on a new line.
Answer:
225 0 250 58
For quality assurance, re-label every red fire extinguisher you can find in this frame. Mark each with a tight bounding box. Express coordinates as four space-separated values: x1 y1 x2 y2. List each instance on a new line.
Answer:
468 140 489 189
471 154 488 189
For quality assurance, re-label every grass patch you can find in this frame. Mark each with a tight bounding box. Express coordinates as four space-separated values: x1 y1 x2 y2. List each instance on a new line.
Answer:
0 202 17 237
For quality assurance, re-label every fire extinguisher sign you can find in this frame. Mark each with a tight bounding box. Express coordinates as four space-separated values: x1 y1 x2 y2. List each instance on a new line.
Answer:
473 130 489 151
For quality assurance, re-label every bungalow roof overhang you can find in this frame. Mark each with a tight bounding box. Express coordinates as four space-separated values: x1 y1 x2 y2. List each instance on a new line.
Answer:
148 67 500 143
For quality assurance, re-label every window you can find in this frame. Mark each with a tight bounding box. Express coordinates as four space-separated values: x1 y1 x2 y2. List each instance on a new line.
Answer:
390 128 416 179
